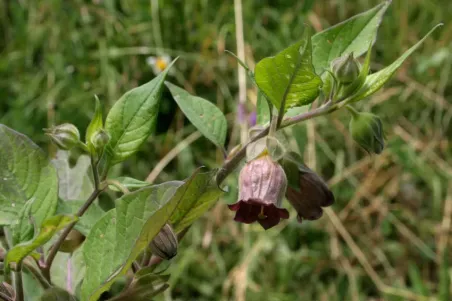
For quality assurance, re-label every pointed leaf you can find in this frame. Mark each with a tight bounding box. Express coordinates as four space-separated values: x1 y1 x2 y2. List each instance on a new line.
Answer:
81 170 219 300
0 125 58 240
105 59 177 165
166 82 227 149
312 1 390 73
107 177 150 192
85 96 104 153
345 24 442 103
168 170 222 233
255 27 322 110
5 214 78 267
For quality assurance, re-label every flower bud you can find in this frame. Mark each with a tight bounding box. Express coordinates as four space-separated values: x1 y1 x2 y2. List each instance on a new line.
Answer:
349 111 384 154
44 123 80 150
58 230 84 253
332 53 360 84
0 282 15 301
91 129 110 152
282 152 334 223
229 154 289 230
149 224 178 260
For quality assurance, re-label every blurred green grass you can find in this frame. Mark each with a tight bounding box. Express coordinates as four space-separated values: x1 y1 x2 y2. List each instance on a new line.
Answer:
1 0 451 300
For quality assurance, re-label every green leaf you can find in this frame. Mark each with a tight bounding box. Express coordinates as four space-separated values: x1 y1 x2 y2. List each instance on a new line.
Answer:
311 1 390 74
40 287 76 301
0 124 59 240
166 82 227 149
12 199 35 245
81 170 218 300
85 96 104 153
5 214 78 268
105 59 177 165
256 89 271 125
50 247 85 298
52 150 93 201
345 24 443 103
255 27 322 110
107 176 150 192
168 170 222 233
56 199 104 236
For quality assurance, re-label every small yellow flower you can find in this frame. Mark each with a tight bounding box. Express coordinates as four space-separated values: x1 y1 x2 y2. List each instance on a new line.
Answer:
146 55 171 74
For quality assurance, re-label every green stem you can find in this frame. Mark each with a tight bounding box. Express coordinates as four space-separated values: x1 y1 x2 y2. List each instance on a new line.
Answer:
269 107 279 137
216 101 341 185
14 263 23 301
43 188 102 281
345 104 360 118
23 259 51 289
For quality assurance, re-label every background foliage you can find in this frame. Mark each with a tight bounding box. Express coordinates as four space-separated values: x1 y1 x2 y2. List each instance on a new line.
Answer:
1 0 451 300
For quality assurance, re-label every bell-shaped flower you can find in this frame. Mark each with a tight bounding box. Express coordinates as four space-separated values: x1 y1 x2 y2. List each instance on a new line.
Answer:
229 154 289 230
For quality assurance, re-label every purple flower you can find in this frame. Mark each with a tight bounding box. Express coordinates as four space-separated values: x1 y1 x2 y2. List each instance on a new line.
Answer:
285 164 335 223
229 155 289 229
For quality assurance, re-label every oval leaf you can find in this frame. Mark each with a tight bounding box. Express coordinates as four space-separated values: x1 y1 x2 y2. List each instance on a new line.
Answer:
5 214 78 268
312 1 390 74
81 169 220 300
165 82 227 149
345 24 442 103
255 27 322 110
105 59 177 165
0 125 58 240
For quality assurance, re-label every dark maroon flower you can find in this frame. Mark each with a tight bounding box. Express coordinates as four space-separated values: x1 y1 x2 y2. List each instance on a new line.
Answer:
283 153 335 223
229 155 289 230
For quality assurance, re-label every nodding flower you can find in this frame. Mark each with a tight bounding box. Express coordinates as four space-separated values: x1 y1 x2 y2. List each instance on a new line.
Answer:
229 154 289 230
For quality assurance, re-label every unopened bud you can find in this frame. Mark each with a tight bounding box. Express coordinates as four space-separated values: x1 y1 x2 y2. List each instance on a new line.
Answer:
332 53 360 84
150 224 178 260
349 110 384 154
58 230 84 253
44 123 80 150
91 129 110 152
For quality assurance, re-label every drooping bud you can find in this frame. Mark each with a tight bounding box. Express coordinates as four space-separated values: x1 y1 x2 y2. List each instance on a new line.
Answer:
349 109 384 154
229 154 289 230
91 129 110 153
282 152 335 223
332 52 360 84
44 123 80 150
0 282 15 301
149 224 178 260
58 230 84 253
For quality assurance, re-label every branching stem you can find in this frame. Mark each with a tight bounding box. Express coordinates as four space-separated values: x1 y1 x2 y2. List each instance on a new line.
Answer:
216 100 343 184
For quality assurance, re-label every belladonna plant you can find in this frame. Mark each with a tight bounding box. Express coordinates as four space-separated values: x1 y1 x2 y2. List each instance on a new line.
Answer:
0 2 442 300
